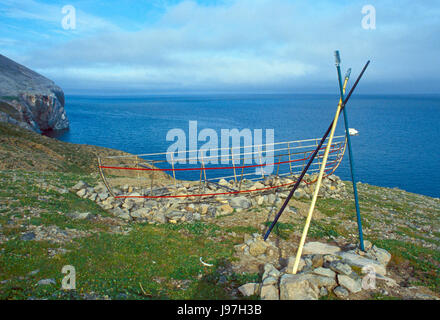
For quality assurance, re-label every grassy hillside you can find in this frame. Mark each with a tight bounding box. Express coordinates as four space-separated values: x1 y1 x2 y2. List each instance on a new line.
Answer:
0 122 439 300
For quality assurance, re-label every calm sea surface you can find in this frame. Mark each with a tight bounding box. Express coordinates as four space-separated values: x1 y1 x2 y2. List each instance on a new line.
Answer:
48 94 440 198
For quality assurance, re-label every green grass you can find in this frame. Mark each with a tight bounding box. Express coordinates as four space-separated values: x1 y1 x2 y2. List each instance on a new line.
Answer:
373 238 440 292
263 221 295 240
0 223 247 300
308 221 339 239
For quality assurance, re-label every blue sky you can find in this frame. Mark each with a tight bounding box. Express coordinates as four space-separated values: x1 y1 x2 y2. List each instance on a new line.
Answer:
1 0 439 94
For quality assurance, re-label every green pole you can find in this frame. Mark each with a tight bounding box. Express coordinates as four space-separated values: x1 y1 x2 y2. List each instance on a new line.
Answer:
334 50 365 251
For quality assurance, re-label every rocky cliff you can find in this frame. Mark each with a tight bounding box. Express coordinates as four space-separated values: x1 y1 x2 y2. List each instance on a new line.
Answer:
0 54 69 132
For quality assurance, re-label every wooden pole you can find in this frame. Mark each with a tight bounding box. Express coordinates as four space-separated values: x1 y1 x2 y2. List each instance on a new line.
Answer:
291 51 349 273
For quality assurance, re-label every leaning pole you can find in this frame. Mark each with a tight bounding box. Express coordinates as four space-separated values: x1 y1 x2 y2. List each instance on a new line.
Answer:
290 51 348 274
263 59 370 241
335 50 365 251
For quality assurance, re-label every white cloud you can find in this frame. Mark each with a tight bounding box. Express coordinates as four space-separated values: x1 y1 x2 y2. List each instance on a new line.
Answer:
3 0 440 93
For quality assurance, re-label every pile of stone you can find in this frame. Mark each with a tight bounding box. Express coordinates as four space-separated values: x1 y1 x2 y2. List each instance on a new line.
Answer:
70 174 347 224
237 240 395 300
21 224 92 244
235 233 280 261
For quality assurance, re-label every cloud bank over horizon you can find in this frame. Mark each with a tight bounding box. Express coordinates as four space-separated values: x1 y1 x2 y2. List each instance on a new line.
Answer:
1 0 439 94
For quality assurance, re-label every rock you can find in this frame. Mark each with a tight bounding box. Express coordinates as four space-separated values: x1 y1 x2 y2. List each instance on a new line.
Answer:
119 212 132 221
0 54 69 132
313 267 336 278
27 269 40 276
67 212 95 220
229 196 251 209
308 275 337 290
249 240 267 256
375 274 398 287
262 263 280 280
337 274 362 293
311 254 324 268
415 293 440 300
320 287 328 297
267 194 276 203
279 274 319 300
372 247 392 266
130 208 149 219
303 242 341 255
286 256 306 274
218 179 229 186
76 189 87 198
166 211 185 220
21 232 36 241
339 251 387 276
238 283 260 297
251 182 265 190
37 278 56 286
128 192 144 203
333 286 349 298
260 285 279 300
200 204 209 215
72 181 88 191
329 261 352 275
122 201 134 210
293 189 307 199
262 276 278 286
219 204 234 215
153 212 167 224
88 193 97 202
98 192 109 201
362 240 373 251
323 254 340 266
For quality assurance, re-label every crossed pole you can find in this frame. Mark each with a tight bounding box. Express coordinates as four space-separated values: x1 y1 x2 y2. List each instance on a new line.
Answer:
335 51 365 251
264 53 370 255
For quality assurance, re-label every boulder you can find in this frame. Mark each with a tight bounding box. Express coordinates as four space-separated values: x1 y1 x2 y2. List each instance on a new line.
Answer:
260 285 279 300
329 261 352 275
37 278 56 286
219 204 234 215
238 283 260 297
98 192 109 201
262 263 281 280
333 286 349 298
303 242 341 255
229 196 251 209
312 267 336 278
339 252 387 276
72 181 88 191
286 256 306 274
76 189 87 198
67 212 94 220
248 240 267 256
153 212 167 224
372 247 392 266
279 274 319 300
337 274 362 293
130 208 149 219
308 275 337 290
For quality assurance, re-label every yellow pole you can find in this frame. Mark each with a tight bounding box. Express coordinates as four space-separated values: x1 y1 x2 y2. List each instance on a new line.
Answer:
170 153 177 191
231 147 237 184
291 77 348 274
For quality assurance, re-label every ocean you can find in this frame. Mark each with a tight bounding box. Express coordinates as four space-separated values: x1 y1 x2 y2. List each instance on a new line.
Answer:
46 94 440 198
